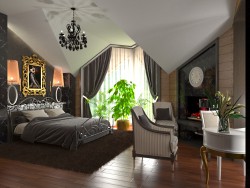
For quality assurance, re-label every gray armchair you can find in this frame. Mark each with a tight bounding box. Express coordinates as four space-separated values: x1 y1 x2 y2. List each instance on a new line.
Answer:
152 102 178 135
131 106 178 171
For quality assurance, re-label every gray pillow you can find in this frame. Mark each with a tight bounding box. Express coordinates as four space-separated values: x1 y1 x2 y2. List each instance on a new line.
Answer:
139 115 151 128
155 108 172 120
15 115 29 124
22 110 49 121
44 108 65 117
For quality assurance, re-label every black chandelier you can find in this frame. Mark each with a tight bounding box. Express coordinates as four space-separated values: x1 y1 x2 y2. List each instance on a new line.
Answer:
59 7 87 51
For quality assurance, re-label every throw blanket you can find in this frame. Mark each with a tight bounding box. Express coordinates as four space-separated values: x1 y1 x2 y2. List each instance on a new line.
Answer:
21 113 110 149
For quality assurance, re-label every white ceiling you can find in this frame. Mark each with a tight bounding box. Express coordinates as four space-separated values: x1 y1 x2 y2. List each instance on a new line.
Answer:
0 0 237 76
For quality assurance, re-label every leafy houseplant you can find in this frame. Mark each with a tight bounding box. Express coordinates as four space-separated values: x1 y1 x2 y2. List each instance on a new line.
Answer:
206 91 245 133
108 79 136 130
83 91 110 119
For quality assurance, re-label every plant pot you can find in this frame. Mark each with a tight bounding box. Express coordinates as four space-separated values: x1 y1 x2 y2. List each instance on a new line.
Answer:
116 119 130 131
218 118 230 133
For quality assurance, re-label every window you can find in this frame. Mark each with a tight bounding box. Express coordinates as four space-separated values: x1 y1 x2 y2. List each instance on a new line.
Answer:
90 46 154 123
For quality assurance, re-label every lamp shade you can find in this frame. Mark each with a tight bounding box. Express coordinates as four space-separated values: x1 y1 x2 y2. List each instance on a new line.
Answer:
52 67 64 87
7 60 20 85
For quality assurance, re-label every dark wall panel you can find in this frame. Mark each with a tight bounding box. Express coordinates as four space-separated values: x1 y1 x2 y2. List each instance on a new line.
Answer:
0 13 7 109
0 13 8 142
178 41 218 119
7 29 54 102
62 73 75 116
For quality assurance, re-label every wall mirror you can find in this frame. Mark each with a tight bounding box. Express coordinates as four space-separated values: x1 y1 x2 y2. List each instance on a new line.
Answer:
7 85 18 105
22 54 46 97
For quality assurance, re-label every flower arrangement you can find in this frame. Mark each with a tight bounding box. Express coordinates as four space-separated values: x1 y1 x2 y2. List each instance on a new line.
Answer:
206 91 245 132
211 91 244 119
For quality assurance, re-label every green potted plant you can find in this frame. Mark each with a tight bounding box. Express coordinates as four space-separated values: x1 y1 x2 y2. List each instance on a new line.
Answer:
206 91 245 133
108 79 136 130
83 91 110 119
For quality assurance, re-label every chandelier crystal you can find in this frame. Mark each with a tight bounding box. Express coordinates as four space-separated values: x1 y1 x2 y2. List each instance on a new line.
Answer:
59 7 87 51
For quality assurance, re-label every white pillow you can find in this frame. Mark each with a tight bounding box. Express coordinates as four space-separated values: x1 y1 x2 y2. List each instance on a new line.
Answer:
44 108 65 117
22 109 49 121
14 122 29 135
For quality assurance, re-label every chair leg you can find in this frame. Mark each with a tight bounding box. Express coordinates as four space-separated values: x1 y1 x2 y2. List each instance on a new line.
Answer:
243 160 246 176
217 156 222 180
132 148 135 159
171 154 175 172
132 149 136 168
171 162 175 172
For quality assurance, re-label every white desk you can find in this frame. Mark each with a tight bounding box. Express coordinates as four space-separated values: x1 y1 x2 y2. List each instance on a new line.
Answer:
200 127 245 184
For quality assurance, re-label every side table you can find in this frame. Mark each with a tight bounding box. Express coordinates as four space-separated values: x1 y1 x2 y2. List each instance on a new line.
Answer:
200 127 245 184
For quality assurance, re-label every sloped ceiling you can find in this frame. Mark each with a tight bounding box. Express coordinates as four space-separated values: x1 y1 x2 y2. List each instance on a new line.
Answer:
0 0 237 76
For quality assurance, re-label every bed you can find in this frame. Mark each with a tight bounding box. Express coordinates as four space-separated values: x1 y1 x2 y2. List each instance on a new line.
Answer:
8 97 112 150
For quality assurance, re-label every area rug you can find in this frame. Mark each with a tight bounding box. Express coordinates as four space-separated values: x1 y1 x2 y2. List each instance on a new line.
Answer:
0 130 133 174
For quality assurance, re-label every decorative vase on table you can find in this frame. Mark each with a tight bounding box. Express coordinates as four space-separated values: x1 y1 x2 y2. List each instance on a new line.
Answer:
206 91 245 134
218 118 230 133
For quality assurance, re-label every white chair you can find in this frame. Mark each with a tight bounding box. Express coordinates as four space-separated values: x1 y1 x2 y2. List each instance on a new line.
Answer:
131 106 178 171
152 102 178 135
200 110 222 180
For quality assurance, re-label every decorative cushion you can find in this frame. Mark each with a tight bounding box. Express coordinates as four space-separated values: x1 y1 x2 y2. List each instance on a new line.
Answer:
139 115 151 129
14 122 29 135
22 110 49 121
44 108 65 117
155 108 172 120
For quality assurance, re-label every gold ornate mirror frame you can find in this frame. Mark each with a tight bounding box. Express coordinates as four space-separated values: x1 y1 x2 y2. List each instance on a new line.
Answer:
22 54 46 97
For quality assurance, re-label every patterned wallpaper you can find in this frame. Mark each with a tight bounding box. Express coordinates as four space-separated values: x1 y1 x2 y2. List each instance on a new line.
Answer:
62 73 75 116
0 11 76 110
7 29 55 102
0 13 8 142
0 11 76 141
0 13 7 110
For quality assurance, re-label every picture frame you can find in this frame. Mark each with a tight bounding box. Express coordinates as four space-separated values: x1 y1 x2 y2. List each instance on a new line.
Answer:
22 54 46 97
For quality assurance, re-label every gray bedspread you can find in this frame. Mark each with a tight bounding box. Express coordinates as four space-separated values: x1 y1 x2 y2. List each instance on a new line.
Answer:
21 113 110 149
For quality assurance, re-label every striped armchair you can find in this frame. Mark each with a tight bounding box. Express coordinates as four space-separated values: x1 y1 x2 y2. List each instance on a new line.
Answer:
131 106 178 171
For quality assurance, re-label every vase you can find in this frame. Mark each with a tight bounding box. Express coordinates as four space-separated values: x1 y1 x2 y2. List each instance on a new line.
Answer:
218 117 230 133
116 119 130 131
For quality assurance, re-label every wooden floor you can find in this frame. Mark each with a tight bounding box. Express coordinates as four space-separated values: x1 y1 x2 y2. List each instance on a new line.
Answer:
0 137 245 188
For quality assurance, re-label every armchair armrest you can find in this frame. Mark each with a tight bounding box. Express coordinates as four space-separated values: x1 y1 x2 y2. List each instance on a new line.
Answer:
138 114 174 134
153 122 176 129
143 114 176 130
133 124 177 157
150 125 174 135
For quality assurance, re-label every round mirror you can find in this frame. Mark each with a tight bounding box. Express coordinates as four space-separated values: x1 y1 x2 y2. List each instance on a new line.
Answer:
55 87 62 102
7 85 18 105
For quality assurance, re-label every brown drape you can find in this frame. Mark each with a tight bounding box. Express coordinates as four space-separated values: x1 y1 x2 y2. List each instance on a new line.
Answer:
82 48 112 117
143 52 161 100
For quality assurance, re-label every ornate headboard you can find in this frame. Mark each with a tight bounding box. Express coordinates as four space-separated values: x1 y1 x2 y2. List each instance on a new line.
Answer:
7 97 64 112
7 97 65 130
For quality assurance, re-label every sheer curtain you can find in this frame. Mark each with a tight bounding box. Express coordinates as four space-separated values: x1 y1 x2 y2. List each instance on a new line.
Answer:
90 46 154 123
